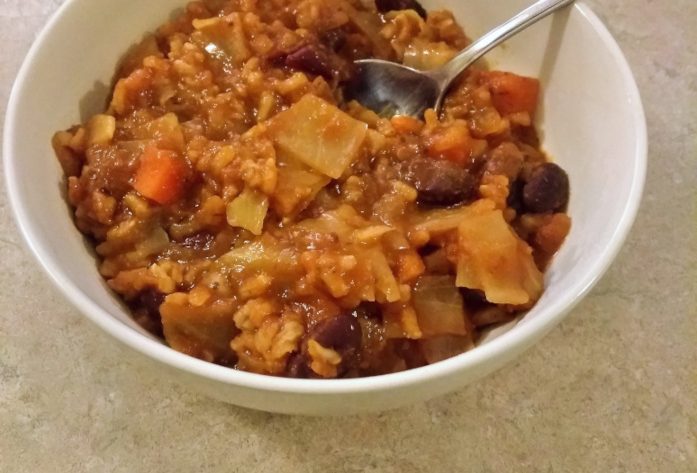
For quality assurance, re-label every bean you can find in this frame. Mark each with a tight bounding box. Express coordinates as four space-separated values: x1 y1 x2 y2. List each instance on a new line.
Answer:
459 288 488 311
484 142 524 182
310 312 363 357
507 178 525 214
285 44 334 79
286 353 313 378
320 27 348 52
292 311 363 377
137 287 165 318
375 0 427 18
523 163 570 213
133 287 165 336
471 306 516 328
401 158 477 206
352 301 382 319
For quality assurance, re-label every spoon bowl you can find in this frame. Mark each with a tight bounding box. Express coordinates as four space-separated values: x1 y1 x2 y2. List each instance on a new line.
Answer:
349 60 443 118
348 0 575 117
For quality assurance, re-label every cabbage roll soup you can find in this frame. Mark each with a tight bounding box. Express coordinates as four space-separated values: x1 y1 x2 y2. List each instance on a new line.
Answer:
52 0 571 378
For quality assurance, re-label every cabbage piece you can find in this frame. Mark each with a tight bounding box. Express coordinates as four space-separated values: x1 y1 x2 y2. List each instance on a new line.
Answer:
86 114 116 146
128 112 185 152
295 213 354 243
273 156 330 216
365 247 401 303
134 226 170 257
192 14 250 64
269 95 368 179
403 39 457 70
226 188 269 235
412 200 496 236
294 206 367 243
219 239 298 274
161 297 239 363
412 275 469 337
338 0 394 58
456 204 543 305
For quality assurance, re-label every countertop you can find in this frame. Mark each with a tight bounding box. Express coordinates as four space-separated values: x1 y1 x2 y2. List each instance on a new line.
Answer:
1 0 695 471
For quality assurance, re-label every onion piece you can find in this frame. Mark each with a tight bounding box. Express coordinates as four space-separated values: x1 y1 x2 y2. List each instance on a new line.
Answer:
412 275 469 337
365 247 401 303
226 188 269 235
456 204 543 305
412 200 496 236
219 240 298 274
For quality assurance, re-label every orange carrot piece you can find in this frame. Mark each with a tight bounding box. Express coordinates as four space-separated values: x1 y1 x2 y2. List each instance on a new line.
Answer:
133 146 189 205
426 121 472 165
391 115 423 134
482 71 540 117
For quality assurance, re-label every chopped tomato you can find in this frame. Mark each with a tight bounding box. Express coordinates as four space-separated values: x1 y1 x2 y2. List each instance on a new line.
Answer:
481 71 540 117
133 146 189 205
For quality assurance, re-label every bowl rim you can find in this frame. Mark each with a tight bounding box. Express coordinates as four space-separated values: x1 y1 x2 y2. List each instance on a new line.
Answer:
3 0 647 395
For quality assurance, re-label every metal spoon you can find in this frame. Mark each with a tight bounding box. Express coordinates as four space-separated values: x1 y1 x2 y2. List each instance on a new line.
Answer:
348 0 575 118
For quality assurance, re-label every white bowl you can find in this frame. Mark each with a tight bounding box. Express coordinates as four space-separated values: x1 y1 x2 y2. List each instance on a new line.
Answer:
4 0 646 415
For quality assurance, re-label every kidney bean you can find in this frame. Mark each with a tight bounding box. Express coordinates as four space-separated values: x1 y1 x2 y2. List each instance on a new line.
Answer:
286 353 313 378
320 27 348 52
310 312 363 357
507 178 525 214
375 0 427 18
133 287 165 336
401 158 477 206
484 142 524 182
285 44 334 79
522 163 570 213
459 288 488 311
137 287 165 318
291 311 363 377
352 301 382 319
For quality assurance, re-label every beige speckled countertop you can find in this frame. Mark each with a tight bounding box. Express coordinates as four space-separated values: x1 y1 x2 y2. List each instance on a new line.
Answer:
1 0 696 471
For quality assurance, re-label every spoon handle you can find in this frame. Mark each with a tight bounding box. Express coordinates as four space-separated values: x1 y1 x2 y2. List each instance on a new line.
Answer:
438 0 575 84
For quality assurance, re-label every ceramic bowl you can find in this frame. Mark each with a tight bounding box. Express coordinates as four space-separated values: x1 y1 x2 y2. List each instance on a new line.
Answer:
4 0 646 415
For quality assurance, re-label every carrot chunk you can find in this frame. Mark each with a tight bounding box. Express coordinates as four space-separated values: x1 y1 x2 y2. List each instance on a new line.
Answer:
426 121 473 165
481 71 540 117
133 146 189 205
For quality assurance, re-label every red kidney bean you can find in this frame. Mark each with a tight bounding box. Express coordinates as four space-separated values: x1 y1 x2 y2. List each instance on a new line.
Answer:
285 44 334 79
320 27 348 52
288 310 364 378
286 353 313 378
133 287 165 336
310 312 363 357
401 158 477 206
523 163 570 213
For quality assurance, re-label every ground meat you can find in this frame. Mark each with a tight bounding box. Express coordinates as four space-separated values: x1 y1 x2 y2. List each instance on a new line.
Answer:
523 163 570 213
